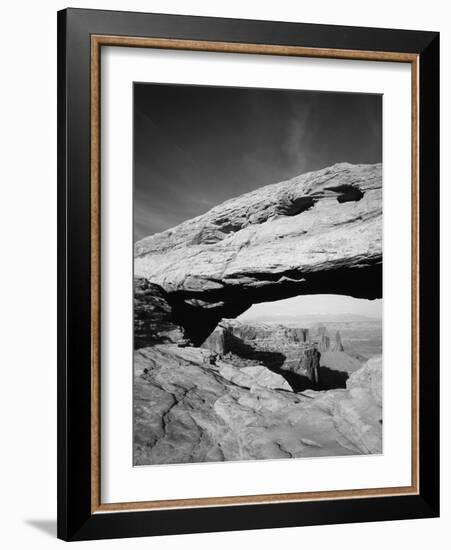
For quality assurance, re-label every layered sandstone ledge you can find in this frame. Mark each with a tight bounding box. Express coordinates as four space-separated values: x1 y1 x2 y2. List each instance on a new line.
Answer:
134 163 382 344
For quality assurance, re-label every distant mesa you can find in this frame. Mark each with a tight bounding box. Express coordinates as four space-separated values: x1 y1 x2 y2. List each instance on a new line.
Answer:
201 319 320 389
315 325 344 352
200 319 363 392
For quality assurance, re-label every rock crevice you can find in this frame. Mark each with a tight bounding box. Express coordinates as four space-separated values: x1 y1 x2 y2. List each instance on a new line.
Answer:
134 345 382 465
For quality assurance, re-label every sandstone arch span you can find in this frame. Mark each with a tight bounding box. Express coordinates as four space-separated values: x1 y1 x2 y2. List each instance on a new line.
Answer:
134 163 382 346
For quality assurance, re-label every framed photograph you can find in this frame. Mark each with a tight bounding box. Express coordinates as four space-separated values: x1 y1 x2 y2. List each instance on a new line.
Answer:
57 8 439 541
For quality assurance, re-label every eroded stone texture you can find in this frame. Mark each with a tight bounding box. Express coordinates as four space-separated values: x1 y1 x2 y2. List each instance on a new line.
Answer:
135 163 382 343
315 325 345 353
347 356 382 405
134 277 187 348
133 345 382 465
218 363 293 392
132 162 383 465
333 330 344 352
201 320 320 386
200 324 228 355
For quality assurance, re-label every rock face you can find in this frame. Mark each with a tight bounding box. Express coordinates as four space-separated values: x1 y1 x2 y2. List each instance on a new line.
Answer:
134 345 382 465
218 364 293 392
332 357 383 454
134 278 188 348
200 320 366 392
334 330 344 352
228 322 310 344
201 319 320 388
201 324 229 355
135 163 382 344
319 351 363 374
347 356 382 404
315 325 344 352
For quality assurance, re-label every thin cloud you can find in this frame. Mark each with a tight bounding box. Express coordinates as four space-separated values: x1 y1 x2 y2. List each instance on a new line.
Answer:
134 84 382 241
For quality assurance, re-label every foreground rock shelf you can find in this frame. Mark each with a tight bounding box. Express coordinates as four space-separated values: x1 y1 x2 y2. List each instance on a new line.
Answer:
134 345 382 465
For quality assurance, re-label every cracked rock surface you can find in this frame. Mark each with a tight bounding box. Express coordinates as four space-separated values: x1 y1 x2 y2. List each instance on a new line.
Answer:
134 346 382 465
133 162 383 466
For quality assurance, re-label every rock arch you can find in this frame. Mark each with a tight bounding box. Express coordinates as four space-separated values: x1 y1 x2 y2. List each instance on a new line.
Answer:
134 163 382 346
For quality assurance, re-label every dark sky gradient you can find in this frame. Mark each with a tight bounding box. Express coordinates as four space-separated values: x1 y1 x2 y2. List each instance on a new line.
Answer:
134 83 382 241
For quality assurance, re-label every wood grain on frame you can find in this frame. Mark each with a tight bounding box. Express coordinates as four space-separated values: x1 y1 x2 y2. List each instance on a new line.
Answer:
90 34 420 514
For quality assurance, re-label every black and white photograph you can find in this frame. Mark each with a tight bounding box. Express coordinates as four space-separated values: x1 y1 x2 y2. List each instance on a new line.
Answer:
0 0 444 545
133 83 383 466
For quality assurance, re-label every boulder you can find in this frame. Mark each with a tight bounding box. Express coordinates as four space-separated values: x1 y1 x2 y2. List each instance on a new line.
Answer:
201 324 228 355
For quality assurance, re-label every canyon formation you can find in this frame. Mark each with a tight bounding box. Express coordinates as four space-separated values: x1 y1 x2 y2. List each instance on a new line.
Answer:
133 163 383 465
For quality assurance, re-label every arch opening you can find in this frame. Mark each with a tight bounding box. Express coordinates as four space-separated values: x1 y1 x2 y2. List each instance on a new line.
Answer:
166 261 382 346
199 292 382 392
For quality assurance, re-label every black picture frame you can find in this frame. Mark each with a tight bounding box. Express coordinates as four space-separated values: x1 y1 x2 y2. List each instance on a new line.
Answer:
57 7 439 542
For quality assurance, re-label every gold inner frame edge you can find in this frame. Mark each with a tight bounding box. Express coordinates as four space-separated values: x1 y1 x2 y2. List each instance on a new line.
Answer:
90 35 420 514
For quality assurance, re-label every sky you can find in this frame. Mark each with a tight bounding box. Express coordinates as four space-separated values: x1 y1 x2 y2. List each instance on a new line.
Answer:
134 82 382 241
238 295 383 322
